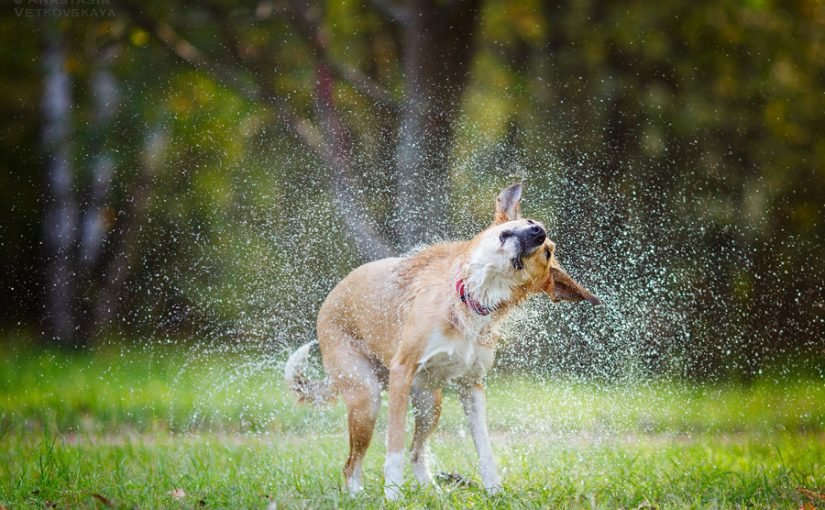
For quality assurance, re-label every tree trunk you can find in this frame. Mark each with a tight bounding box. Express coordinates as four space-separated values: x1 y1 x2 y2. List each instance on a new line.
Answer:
41 23 79 346
75 44 121 341
315 64 396 260
80 46 119 271
394 0 481 249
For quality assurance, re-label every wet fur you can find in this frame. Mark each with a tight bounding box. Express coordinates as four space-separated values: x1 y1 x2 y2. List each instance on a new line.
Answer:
285 183 600 499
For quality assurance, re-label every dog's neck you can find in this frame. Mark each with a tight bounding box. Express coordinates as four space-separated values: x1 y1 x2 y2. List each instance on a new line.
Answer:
454 271 495 316
459 259 520 315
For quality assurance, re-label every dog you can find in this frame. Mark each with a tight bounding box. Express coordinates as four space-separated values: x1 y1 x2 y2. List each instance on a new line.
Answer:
284 183 600 499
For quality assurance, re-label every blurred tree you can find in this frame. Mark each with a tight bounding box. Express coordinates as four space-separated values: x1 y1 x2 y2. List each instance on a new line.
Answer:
116 0 483 255
41 21 79 346
0 0 821 374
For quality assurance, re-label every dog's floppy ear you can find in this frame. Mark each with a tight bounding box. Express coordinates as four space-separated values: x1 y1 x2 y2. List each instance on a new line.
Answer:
545 266 602 305
494 182 523 224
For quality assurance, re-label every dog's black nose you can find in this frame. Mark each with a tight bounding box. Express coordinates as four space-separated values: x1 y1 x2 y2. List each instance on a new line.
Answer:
527 224 544 238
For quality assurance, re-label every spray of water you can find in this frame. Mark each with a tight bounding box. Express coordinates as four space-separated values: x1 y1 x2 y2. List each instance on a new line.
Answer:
107 125 823 441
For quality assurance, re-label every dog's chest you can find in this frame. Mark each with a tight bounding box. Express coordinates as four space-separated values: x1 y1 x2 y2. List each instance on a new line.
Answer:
415 327 495 386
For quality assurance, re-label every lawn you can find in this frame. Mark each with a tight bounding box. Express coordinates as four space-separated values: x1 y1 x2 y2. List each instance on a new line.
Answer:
0 344 823 508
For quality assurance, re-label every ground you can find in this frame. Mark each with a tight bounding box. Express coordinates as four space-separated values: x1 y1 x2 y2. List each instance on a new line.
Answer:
0 344 823 508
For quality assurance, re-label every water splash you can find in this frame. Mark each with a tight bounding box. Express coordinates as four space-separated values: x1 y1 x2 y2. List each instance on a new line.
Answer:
108 135 824 436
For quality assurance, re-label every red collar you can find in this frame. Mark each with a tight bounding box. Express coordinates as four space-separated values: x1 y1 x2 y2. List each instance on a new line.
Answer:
455 271 495 316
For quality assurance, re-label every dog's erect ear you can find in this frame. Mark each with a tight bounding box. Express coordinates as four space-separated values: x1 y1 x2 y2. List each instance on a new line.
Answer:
494 182 523 224
546 266 602 305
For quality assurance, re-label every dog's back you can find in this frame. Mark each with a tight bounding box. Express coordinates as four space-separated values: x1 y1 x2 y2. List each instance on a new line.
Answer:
317 242 468 368
317 256 405 368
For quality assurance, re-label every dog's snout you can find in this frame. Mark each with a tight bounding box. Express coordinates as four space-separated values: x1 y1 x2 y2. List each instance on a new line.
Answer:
514 223 546 252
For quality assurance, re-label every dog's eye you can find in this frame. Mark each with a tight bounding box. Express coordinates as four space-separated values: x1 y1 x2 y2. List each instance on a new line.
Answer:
545 248 552 260
499 231 513 244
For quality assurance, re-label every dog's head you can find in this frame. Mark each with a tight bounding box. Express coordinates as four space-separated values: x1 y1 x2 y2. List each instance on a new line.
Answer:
470 183 601 306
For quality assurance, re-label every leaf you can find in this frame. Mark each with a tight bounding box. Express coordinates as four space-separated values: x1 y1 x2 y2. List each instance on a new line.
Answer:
91 493 114 507
434 471 478 489
798 487 825 501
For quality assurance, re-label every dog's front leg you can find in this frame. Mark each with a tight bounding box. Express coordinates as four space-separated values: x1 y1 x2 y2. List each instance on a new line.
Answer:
384 358 416 500
459 383 502 494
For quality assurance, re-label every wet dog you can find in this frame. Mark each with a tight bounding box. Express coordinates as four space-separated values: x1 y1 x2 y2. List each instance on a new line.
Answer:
285 183 600 499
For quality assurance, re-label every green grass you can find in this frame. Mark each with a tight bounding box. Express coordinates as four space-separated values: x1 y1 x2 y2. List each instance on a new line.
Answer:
1 345 824 508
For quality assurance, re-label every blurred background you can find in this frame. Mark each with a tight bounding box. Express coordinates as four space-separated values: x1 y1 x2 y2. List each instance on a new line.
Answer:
1 0 823 379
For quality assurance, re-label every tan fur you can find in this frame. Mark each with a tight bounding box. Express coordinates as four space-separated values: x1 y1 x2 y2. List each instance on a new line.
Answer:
285 183 600 498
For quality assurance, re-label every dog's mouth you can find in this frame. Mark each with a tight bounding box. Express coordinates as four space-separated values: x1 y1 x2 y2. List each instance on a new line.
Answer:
501 223 546 270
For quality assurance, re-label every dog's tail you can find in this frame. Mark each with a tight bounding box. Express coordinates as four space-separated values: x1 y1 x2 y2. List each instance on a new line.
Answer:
284 341 336 404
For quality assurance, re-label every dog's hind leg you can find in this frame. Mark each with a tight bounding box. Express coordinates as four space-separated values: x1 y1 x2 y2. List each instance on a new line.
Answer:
409 386 442 488
341 378 379 495
320 334 380 495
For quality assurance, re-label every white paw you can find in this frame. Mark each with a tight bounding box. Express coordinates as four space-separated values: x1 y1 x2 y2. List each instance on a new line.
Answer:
411 454 433 488
384 483 402 500
346 477 363 496
484 483 503 496
383 452 405 500
481 466 502 495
